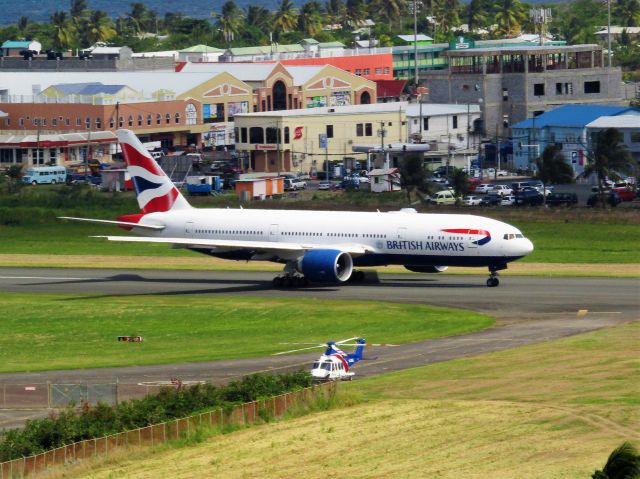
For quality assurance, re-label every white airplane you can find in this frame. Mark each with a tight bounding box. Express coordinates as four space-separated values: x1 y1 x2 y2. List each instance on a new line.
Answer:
60 129 534 288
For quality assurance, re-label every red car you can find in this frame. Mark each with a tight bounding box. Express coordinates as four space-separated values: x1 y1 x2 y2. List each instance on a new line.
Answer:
612 186 637 202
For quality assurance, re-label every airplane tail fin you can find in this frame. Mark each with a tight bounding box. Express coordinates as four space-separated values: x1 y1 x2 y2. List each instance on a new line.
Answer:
116 129 191 214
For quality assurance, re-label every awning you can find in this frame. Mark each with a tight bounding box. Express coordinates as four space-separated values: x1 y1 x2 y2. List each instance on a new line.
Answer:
0 131 117 148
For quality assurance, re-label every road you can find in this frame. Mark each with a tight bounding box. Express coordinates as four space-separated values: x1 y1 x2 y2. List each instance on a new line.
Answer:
0 267 637 428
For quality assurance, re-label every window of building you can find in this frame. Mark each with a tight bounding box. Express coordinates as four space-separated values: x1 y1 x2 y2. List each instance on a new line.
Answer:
175 112 180 123
147 114 152 125
375 68 382 75
355 69 362 76
423 117 429 131
109 118 115 128
19 118 24 127
584 81 600 94
156 114 161 125
119 116 124 127
42 118 47 126
52 118 57 126
128 115 134 127
249 127 264 144
502 88 509 101
533 83 545 96
630 132 640 143
383 67 390 74
365 123 372 136
86 117 91 128
452 115 458 129
241 127 247 143
356 123 364 136
165 113 171 124
137 115 143 126
76 117 82 126
266 127 280 144
363 68 370 75
65 118 70 126
95 117 102 129
326 125 333 138
533 110 544 117
284 126 290 143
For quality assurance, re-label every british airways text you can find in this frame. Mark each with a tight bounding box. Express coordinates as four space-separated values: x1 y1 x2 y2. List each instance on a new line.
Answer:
386 240 465 252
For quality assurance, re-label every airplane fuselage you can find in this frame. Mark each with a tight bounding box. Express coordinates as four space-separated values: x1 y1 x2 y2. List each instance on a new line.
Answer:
135 208 533 269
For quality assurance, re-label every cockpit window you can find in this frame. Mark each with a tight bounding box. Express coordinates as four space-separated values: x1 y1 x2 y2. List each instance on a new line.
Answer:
322 363 332 371
312 361 320 369
503 233 525 240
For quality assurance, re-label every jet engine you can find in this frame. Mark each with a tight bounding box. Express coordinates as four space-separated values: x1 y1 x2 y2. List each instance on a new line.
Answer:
300 249 353 283
404 265 449 273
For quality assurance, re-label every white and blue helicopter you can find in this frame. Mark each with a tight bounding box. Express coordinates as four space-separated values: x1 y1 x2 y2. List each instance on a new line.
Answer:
275 337 368 381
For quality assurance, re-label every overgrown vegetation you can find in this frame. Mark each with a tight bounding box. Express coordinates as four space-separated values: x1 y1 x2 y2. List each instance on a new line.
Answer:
0 370 313 462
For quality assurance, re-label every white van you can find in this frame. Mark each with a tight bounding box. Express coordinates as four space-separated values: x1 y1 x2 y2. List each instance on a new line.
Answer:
22 166 67 185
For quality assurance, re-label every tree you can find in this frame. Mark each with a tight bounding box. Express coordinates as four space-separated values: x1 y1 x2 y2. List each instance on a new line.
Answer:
274 0 299 34
76 10 116 47
592 442 640 479
493 0 526 35
466 0 487 32
70 0 87 21
613 0 640 27
5 165 23 194
449 168 470 204
374 0 407 29
536 144 574 185
298 1 324 36
245 5 273 33
585 128 634 207
433 0 460 35
345 0 367 28
399 155 428 202
214 1 244 43
51 11 74 51
325 0 346 27
128 3 158 35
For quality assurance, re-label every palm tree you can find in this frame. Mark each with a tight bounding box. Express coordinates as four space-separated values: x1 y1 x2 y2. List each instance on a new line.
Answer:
298 1 324 36
77 10 116 47
592 442 640 479
51 11 74 51
433 0 460 34
214 1 244 43
613 0 640 27
585 128 634 206
246 5 273 32
128 2 157 34
17 16 29 36
399 155 428 202
70 0 87 20
374 0 407 29
325 0 346 27
536 144 574 185
345 0 367 28
450 168 470 205
274 0 299 33
466 0 487 32
494 0 526 35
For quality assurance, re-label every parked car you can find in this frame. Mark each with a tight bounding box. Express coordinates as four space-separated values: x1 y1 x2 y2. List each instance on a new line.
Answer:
317 182 332 190
511 181 530 191
284 178 307 191
475 183 494 194
546 192 578 206
500 194 516 206
484 168 509 177
515 189 544 206
612 186 637 202
587 191 621 207
462 195 483 206
488 184 513 197
480 194 502 206
428 190 457 205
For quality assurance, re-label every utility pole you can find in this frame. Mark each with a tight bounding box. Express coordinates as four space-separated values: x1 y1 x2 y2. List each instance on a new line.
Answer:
413 0 419 87
607 0 612 67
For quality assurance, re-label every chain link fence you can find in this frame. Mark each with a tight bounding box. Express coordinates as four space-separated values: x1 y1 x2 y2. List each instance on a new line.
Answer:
0 382 337 478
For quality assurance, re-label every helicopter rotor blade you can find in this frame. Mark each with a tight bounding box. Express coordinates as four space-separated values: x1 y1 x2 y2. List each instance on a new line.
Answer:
335 337 360 345
273 344 327 355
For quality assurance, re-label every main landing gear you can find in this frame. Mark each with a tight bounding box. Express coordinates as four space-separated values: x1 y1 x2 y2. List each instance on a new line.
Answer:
272 275 309 288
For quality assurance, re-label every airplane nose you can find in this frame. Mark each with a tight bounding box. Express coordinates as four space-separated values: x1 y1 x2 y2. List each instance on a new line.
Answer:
522 238 534 256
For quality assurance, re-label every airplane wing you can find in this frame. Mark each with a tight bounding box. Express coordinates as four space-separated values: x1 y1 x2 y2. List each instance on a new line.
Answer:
92 235 370 256
59 217 165 231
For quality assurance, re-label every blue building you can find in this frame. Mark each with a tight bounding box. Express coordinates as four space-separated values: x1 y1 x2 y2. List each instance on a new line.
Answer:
511 105 638 176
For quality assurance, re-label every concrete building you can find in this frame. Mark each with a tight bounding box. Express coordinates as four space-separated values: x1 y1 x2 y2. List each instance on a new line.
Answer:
369 167 401 192
406 103 481 147
177 45 224 63
511 104 638 175
233 103 409 175
586 114 640 173
1 40 42 56
420 44 623 139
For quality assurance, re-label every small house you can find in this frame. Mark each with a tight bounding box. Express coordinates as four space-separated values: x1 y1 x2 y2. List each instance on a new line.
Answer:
369 168 401 193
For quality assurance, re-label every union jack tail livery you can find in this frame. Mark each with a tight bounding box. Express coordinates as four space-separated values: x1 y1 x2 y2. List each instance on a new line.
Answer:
116 129 191 214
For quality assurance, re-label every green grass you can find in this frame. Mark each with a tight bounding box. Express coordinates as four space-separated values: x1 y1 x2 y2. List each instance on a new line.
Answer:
0 292 494 373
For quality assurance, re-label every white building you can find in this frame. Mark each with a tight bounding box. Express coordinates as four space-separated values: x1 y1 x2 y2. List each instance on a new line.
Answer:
586 113 640 168
177 45 224 63
369 167 401 192
406 103 482 148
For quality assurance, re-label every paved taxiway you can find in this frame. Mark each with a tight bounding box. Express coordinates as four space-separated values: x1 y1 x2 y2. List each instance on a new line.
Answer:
0 267 637 428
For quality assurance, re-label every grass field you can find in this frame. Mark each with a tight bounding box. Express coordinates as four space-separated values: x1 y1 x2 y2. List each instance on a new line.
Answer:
0 292 493 373
69 322 639 479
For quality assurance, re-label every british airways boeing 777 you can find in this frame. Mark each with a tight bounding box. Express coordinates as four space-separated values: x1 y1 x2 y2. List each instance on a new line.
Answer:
61 130 534 287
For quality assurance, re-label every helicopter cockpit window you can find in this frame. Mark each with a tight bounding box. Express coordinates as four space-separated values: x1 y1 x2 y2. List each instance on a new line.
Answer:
312 361 320 369
322 363 332 371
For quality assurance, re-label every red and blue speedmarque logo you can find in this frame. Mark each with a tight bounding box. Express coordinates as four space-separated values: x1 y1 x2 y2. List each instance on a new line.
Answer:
441 228 492 246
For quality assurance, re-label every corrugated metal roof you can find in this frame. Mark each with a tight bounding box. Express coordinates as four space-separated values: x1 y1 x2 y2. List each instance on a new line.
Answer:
586 114 640 129
513 105 633 129
397 34 433 42
318 42 345 48
50 82 129 95
1 40 32 48
179 44 224 53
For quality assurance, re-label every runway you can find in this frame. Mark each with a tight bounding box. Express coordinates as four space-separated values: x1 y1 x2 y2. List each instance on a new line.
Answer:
0 267 637 428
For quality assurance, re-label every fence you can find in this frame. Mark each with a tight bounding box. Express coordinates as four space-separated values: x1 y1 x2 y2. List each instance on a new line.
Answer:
0 381 336 478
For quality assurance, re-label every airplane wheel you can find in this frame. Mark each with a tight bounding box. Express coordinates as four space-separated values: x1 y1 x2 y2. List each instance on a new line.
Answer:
293 276 305 288
272 277 283 288
283 276 293 288
354 270 365 282
486 277 499 287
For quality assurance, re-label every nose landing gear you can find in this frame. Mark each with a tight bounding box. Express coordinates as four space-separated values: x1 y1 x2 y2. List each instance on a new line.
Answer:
487 264 505 287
